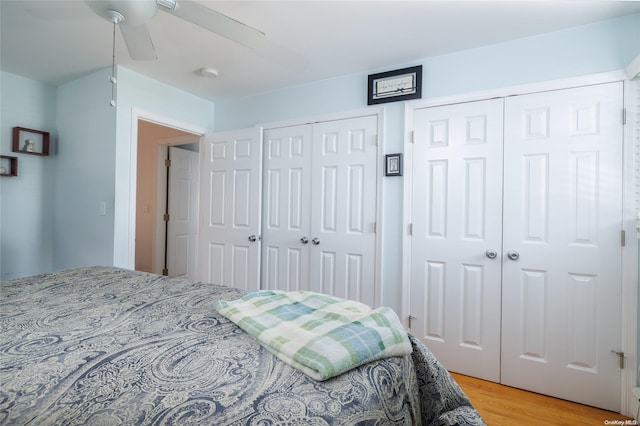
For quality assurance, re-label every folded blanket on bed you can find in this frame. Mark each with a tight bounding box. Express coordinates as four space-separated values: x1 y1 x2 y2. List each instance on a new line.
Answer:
215 290 412 381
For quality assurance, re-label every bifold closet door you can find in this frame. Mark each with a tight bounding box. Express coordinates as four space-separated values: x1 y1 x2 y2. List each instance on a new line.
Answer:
500 82 623 412
262 115 378 307
409 98 505 382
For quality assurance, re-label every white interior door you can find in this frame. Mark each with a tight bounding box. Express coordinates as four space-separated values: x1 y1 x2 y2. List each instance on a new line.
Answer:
409 99 504 381
500 82 623 411
262 115 379 306
198 128 262 290
309 116 378 306
166 146 199 280
262 125 313 291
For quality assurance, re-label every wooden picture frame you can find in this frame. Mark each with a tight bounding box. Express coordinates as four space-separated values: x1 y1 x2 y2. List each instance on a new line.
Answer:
368 65 422 105
0 155 18 177
12 126 49 156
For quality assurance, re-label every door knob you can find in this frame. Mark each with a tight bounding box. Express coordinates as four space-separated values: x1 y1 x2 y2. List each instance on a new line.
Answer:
300 236 309 244
485 249 498 259
312 237 320 245
248 235 257 243
507 250 519 261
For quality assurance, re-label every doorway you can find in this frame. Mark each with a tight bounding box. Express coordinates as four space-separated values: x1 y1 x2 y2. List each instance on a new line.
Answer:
135 119 201 278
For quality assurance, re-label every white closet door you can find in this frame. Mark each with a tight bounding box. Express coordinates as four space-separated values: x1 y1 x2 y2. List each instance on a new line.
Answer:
198 128 262 290
501 83 623 411
166 146 199 280
410 99 504 381
310 116 378 307
262 125 313 291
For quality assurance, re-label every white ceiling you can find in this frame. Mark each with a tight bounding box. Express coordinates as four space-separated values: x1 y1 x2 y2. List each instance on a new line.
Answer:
2 1 639 102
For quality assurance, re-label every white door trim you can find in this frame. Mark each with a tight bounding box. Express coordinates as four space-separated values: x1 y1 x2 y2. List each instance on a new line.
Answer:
403 71 637 417
259 107 386 308
622 76 639 417
404 71 627 110
260 107 384 130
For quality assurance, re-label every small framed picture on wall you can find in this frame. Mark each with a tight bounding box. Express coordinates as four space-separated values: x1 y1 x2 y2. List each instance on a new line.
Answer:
385 153 402 176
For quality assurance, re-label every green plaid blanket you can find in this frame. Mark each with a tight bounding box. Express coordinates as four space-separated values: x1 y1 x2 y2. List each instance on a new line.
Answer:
215 290 412 381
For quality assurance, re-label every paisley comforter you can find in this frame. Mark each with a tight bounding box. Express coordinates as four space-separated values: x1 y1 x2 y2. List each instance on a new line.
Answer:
0 266 484 425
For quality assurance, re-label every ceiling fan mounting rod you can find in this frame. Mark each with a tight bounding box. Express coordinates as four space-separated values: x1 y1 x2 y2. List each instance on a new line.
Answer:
105 9 124 24
156 0 177 11
109 12 119 107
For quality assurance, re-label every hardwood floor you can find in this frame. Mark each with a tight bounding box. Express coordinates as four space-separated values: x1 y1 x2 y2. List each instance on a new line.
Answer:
451 373 636 426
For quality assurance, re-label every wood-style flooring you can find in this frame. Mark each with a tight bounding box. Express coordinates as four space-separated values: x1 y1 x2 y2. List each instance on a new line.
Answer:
451 372 637 426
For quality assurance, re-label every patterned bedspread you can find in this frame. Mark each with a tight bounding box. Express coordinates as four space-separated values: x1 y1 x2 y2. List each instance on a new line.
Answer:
0 266 484 425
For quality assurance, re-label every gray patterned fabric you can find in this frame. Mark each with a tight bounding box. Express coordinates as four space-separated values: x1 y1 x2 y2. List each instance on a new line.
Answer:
0 266 484 425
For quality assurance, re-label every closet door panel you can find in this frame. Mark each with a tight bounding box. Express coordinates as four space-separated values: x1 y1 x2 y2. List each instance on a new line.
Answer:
198 128 262 290
310 116 378 306
501 82 623 411
410 98 504 382
262 126 313 291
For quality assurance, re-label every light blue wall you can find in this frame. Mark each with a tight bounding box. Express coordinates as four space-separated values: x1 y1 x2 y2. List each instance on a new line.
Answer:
53 68 116 270
214 14 640 312
2 67 216 277
0 72 57 279
112 67 215 267
215 14 639 131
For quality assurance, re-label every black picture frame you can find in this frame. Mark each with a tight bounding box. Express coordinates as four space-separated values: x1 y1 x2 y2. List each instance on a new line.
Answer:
385 153 403 176
368 65 422 105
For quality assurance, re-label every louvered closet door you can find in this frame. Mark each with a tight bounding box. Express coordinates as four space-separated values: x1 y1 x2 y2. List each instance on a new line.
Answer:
500 83 623 411
409 99 504 382
262 125 313 291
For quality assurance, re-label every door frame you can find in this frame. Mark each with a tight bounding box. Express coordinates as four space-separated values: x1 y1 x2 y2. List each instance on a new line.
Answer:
402 71 638 416
127 109 208 273
259 106 385 308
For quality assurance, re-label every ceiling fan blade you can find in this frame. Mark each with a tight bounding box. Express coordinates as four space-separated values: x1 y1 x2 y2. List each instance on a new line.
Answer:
162 0 265 50
160 0 307 72
119 24 158 60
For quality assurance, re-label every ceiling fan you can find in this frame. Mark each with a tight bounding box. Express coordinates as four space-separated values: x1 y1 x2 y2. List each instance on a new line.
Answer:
86 0 305 70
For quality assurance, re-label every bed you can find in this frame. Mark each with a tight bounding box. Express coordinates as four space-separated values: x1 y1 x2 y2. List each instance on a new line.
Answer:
0 266 484 425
